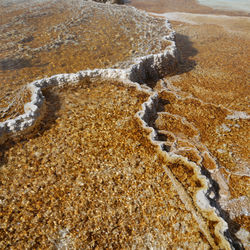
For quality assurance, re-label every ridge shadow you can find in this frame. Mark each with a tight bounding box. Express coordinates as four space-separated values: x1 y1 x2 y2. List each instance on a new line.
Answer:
145 33 197 89
175 33 198 75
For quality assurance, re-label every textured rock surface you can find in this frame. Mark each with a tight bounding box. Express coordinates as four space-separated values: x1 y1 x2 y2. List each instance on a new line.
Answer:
135 8 250 248
0 0 171 121
0 76 233 249
0 0 176 144
0 0 246 249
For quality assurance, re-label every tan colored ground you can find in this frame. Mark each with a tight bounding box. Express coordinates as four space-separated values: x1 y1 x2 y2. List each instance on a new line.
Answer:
1 79 217 249
166 18 250 200
0 0 170 122
171 21 250 111
146 10 250 247
0 0 249 248
129 0 250 245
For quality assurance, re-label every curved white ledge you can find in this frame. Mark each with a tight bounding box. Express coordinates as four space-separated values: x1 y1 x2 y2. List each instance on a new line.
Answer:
0 24 177 145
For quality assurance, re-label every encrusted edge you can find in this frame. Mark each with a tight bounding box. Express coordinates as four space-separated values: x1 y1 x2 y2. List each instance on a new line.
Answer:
0 25 177 145
137 93 234 249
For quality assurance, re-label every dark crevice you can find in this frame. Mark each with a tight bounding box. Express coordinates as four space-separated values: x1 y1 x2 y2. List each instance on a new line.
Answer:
140 91 244 249
200 165 244 249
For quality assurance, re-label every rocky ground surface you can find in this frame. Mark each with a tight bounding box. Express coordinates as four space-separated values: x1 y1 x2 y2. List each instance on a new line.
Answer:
163 14 250 235
0 78 215 248
0 0 249 249
0 0 171 122
130 5 250 248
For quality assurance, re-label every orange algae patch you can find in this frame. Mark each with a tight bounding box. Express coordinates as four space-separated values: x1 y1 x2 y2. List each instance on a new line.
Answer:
166 160 203 196
156 112 198 139
174 149 202 165
172 23 250 112
202 152 217 171
229 175 250 199
235 216 250 232
0 79 212 248
157 89 249 201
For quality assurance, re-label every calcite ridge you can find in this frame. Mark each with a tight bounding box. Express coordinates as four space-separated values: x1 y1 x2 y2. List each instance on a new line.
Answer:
0 23 177 144
137 93 236 249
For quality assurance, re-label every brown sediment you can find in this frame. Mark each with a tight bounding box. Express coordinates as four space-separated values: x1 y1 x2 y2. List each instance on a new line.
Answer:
234 215 250 231
229 175 250 199
156 112 198 139
129 0 249 243
138 94 235 248
156 87 249 206
174 148 202 164
1 79 213 249
166 21 249 175
171 21 250 112
161 159 230 249
202 152 217 171
166 160 203 195
129 0 249 16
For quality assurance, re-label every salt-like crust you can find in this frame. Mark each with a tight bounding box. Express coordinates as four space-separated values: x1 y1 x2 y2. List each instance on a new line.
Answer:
0 6 236 249
226 111 250 120
136 93 233 249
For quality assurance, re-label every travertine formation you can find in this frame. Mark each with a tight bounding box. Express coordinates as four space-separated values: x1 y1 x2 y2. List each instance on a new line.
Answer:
150 12 250 248
0 42 177 144
0 0 247 249
0 78 226 248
